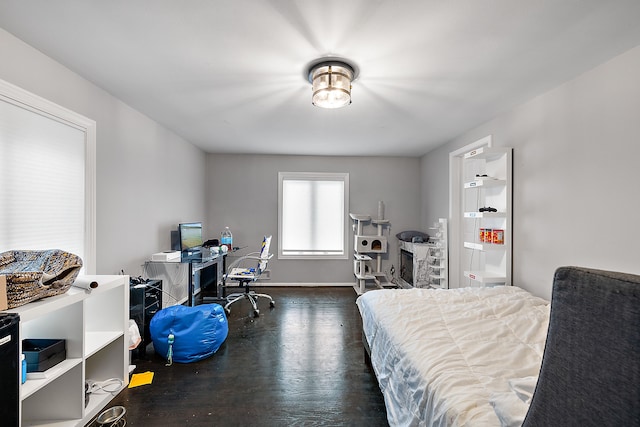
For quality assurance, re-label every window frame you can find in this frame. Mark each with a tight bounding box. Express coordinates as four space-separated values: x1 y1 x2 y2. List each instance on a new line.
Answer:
0 78 96 273
278 171 349 260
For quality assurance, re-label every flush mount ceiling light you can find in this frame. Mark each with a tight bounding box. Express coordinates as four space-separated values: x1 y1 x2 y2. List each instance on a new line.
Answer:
307 59 358 109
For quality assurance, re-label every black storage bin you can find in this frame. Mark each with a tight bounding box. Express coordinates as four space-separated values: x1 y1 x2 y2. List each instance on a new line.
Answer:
23 338 66 372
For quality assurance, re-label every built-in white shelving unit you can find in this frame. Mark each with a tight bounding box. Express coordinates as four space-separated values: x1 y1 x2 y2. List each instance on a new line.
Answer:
461 147 512 286
7 275 129 426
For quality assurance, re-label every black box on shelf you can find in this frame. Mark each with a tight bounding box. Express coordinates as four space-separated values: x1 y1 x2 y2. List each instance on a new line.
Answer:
22 339 66 372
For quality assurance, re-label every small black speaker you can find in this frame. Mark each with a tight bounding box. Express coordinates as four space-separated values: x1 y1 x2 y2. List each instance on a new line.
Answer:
170 230 180 251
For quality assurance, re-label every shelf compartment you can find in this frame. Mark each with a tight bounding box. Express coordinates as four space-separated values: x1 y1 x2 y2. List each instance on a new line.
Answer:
464 179 506 189
21 357 83 400
464 270 507 283
464 146 508 160
22 362 84 424
84 279 127 335
85 386 125 426
85 337 127 423
464 241 507 251
85 331 124 358
20 301 84 361
463 211 506 219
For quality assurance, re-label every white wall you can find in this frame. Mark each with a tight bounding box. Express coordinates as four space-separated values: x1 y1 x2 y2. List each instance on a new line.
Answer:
207 154 421 284
0 26 422 284
0 28 207 276
421 43 640 299
10 19 636 293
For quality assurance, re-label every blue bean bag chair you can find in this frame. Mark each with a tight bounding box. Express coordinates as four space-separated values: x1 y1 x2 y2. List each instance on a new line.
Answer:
150 303 228 363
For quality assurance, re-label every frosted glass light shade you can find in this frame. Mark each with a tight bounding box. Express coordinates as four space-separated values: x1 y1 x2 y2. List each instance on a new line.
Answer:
309 62 354 109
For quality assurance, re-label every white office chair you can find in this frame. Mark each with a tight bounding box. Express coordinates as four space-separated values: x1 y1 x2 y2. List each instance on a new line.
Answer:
223 235 274 317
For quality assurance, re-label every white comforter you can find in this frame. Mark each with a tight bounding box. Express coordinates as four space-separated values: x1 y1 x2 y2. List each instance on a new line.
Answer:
356 286 550 427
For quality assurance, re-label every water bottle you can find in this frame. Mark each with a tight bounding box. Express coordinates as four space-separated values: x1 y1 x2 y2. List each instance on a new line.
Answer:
21 354 27 384
221 227 233 251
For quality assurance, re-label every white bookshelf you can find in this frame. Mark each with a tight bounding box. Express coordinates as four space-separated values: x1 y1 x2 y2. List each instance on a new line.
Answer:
460 147 512 286
7 275 129 426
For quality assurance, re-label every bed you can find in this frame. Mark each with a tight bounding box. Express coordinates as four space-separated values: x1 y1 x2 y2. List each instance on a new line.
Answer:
357 266 640 427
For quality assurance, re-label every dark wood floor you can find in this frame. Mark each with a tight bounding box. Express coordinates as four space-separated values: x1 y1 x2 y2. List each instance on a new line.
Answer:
102 287 389 426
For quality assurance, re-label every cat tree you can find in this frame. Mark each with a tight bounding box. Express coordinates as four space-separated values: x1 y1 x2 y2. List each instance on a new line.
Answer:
350 201 390 294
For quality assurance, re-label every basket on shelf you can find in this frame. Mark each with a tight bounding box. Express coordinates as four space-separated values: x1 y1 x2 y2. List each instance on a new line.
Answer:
0 249 83 309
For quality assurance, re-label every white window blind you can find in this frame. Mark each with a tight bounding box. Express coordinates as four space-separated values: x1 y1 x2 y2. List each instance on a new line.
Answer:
278 172 349 259
0 80 96 272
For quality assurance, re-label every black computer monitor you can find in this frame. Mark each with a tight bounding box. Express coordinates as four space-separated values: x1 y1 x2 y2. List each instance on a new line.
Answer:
178 222 203 252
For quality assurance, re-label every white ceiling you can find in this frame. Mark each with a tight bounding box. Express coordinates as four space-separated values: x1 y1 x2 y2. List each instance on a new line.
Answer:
2 1 640 157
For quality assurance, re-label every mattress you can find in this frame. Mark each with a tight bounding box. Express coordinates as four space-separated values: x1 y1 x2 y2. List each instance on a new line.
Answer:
356 286 550 427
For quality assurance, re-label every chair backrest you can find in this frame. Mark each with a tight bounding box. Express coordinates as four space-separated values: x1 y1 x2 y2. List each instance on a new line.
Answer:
523 266 640 426
257 235 272 273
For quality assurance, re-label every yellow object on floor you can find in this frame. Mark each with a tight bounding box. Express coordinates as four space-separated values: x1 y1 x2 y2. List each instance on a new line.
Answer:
128 371 154 388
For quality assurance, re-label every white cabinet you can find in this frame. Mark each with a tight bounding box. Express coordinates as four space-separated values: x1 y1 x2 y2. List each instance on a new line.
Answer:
397 219 448 289
8 275 128 426
461 147 512 286
397 241 430 288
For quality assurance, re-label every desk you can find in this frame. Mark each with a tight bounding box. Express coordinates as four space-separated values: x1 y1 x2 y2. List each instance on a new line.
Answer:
144 250 226 307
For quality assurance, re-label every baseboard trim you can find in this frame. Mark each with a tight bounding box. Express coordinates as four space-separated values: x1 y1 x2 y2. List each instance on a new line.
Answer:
251 282 355 287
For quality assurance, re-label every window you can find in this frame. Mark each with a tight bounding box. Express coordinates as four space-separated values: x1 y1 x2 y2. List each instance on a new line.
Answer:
278 172 349 259
0 79 96 273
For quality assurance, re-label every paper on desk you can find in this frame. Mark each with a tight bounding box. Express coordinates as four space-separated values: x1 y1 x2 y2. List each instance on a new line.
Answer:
128 371 154 388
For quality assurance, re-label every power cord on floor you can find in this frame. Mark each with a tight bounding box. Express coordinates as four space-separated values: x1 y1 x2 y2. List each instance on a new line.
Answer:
86 378 124 396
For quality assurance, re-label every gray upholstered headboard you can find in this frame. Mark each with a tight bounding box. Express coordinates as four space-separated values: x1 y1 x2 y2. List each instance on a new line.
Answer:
523 266 640 426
